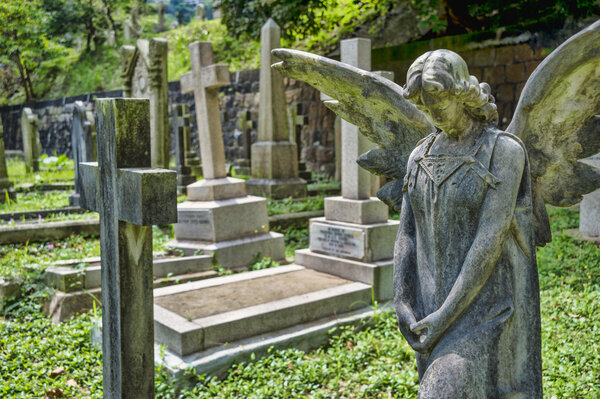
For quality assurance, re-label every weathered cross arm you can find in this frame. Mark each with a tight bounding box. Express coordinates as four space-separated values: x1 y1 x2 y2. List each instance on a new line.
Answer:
180 64 230 95
80 163 176 225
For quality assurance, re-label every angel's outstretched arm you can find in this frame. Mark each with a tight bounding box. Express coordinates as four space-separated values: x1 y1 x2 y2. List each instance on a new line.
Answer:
411 135 525 349
394 190 420 348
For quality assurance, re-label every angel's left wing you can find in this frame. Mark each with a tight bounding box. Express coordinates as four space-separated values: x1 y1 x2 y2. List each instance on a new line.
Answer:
272 49 435 209
506 20 600 243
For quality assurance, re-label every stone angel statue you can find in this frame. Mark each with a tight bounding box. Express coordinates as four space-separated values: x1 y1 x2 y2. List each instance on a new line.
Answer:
272 20 600 398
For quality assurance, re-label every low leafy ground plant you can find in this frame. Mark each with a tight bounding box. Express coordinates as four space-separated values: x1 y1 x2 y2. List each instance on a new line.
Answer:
7 157 74 186
0 207 598 398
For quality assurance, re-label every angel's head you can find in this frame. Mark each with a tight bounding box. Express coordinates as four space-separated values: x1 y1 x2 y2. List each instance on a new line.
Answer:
404 50 498 135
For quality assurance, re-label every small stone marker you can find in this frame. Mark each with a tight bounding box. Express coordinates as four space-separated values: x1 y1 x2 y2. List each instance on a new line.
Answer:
79 98 177 398
289 102 312 182
124 6 140 40
196 4 205 21
169 41 285 268
580 154 600 237
21 107 42 173
172 103 196 189
154 3 166 33
0 116 16 203
294 38 399 301
69 101 97 207
121 38 170 169
246 18 307 198
233 110 254 175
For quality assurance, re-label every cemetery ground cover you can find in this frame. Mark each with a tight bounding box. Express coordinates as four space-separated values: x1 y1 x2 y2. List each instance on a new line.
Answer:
0 206 597 398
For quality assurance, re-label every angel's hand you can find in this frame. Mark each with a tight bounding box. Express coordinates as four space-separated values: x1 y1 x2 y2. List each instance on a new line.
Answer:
395 302 423 349
409 311 445 353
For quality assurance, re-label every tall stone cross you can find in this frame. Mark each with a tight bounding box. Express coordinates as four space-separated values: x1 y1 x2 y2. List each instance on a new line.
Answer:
172 103 196 187
180 42 230 180
79 98 177 398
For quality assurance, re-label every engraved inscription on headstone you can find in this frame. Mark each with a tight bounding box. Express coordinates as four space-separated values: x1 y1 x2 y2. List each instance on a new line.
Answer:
310 222 365 259
177 211 211 225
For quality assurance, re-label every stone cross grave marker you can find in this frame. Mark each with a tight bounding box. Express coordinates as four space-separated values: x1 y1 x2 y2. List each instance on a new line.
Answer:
21 107 42 173
79 98 177 398
69 101 97 207
247 18 306 198
172 103 196 188
180 41 230 180
121 38 169 169
196 4 205 21
0 116 15 203
233 110 253 174
289 102 312 182
154 3 166 33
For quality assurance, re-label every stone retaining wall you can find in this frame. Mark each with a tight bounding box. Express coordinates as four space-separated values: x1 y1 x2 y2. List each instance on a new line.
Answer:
2 24 583 176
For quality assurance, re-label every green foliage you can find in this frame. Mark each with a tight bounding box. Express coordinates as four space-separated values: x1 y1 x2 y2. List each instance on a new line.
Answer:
267 195 324 216
247 256 280 271
7 156 74 186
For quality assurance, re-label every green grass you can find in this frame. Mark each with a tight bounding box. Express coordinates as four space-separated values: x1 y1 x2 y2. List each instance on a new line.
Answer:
0 191 71 214
6 157 74 186
267 196 324 216
0 206 598 398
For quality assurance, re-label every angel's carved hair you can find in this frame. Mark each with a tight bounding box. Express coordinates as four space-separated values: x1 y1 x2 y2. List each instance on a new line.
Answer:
404 50 498 125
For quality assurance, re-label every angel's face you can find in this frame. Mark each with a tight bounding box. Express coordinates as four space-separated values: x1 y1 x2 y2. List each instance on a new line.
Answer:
418 91 465 136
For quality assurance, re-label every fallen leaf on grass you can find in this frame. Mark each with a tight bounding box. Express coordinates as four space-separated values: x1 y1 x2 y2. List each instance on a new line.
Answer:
567 313 581 318
49 367 65 378
66 379 78 388
44 388 63 398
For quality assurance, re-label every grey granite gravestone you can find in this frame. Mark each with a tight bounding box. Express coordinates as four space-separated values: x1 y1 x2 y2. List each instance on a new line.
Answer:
246 19 307 199
579 154 600 237
154 3 166 33
124 5 140 41
172 103 197 190
121 38 170 169
69 101 97 207
21 107 42 173
168 41 285 268
289 102 312 182
294 38 399 301
0 116 16 203
196 4 205 21
233 110 253 175
79 98 177 398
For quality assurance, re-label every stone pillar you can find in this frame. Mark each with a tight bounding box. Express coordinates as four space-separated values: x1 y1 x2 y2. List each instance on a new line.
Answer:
0 116 16 203
579 154 600 237
294 38 399 302
21 107 42 173
168 41 285 269
246 18 307 198
196 4 205 21
154 3 166 33
233 110 253 176
120 38 170 169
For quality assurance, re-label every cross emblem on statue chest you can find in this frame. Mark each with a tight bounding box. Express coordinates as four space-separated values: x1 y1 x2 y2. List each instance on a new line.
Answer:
79 98 177 398
180 42 230 179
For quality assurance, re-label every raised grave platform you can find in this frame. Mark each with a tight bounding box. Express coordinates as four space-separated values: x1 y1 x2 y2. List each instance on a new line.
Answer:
153 265 371 356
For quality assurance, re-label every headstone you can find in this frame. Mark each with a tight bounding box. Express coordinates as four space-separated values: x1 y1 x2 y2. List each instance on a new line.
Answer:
196 4 205 21
294 38 399 302
0 116 16 203
79 98 177 398
168 41 285 268
321 92 342 181
289 102 312 182
154 3 166 33
21 107 42 173
580 154 600 237
233 110 253 175
69 101 97 207
246 19 307 198
124 6 140 40
172 103 196 190
212 0 222 19
177 9 184 26
120 38 170 169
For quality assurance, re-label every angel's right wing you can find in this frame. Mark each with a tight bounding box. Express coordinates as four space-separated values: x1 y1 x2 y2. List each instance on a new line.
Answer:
272 49 435 209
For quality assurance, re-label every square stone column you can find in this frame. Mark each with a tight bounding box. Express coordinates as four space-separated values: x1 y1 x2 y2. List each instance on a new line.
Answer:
294 38 399 302
246 18 307 199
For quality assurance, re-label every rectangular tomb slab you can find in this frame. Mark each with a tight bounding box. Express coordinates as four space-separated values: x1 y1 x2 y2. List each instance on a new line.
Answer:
153 265 371 356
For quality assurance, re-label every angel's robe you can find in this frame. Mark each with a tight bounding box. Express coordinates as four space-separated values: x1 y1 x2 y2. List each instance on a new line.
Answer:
395 128 543 398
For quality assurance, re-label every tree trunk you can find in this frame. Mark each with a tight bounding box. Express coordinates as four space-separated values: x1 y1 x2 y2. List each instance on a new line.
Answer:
12 51 32 101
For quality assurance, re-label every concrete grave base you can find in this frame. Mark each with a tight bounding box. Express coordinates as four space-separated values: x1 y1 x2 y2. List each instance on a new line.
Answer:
187 177 246 201
153 265 372 356
324 196 388 224
174 196 270 242
308 217 399 263
156 304 387 380
295 248 393 301
246 177 307 199
166 232 285 268
68 192 80 207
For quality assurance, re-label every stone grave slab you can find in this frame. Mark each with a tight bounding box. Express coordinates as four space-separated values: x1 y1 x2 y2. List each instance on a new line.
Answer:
0 115 16 202
153 265 371 356
69 101 97 207
21 107 42 173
